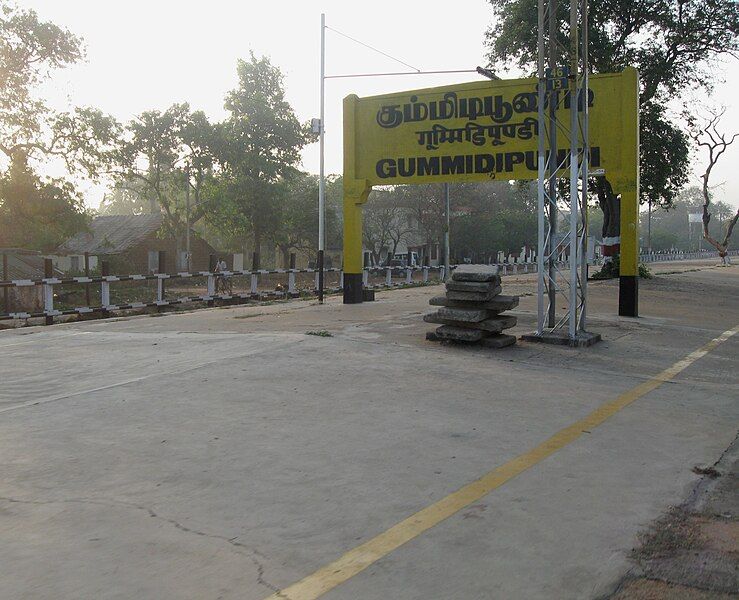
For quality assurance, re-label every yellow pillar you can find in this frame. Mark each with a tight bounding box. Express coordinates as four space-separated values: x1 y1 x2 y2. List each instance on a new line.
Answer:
342 95 371 303
617 67 640 317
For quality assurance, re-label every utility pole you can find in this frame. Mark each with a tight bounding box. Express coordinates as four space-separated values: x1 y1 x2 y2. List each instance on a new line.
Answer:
317 13 326 303
647 197 652 253
185 163 191 272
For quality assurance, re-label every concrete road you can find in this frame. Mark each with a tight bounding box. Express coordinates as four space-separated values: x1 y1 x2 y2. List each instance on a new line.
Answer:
0 261 737 599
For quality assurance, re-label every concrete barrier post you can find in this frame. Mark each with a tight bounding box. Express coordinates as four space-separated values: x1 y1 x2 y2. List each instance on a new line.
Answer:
385 267 392 286
84 251 91 307
43 258 54 325
2 252 8 315
250 252 259 296
288 253 296 295
101 261 110 312
156 251 166 305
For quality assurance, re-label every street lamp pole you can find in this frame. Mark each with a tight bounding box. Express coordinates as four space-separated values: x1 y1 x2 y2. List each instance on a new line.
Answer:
185 163 191 272
317 13 326 303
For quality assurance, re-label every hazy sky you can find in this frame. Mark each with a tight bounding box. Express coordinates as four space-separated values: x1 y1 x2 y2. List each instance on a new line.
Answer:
21 0 739 210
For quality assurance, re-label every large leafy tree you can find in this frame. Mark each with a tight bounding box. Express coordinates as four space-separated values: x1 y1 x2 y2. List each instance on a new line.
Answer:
111 103 217 243
0 2 118 250
485 0 739 242
0 153 88 250
212 53 310 256
271 171 340 266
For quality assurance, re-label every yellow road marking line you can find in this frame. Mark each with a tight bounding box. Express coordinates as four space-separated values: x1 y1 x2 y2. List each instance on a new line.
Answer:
266 324 739 600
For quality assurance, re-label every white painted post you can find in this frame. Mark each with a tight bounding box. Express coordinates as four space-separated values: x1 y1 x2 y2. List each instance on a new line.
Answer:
288 271 296 294
422 266 429 283
386 267 392 286
101 280 110 307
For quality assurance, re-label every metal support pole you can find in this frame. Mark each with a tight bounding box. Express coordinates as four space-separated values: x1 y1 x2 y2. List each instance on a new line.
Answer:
536 0 546 335
547 0 558 327
579 0 589 331
647 198 652 254
317 13 326 303
568 0 579 339
185 164 191 272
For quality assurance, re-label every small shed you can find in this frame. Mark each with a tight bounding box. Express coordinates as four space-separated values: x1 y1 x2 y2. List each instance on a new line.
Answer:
57 215 217 274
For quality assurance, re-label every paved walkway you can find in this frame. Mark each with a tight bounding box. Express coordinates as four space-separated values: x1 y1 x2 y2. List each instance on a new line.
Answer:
0 261 736 599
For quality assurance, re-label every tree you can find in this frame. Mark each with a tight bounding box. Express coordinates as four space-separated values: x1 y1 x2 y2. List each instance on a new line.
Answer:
0 154 89 250
362 190 414 266
271 171 340 267
212 54 310 258
689 110 739 263
0 2 118 249
485 0 739 246
98 180 150 216
110 103 217 250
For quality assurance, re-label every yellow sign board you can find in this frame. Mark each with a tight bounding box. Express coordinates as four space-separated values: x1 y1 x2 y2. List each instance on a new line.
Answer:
342 69 639 305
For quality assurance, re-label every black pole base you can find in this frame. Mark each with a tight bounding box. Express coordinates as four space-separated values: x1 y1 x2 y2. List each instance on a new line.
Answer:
317 249 324 303
618 275 639 317
343 272 364 304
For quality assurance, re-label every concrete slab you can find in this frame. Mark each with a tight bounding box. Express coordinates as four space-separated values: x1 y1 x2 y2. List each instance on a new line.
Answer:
451 264 500 282
446 285 502 302
429 294 519 312
0 260 736 600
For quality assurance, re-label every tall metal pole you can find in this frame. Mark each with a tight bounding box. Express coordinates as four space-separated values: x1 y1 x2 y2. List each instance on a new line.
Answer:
647 198 652 254
547 0 558 327
185 164 191 272
536 0 546 335
578 0 589 332
568 0 580 339
317 13 326 303
444 183 450 280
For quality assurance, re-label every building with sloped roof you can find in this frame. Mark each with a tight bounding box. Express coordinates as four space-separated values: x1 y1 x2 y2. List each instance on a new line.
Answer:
57 215 217 274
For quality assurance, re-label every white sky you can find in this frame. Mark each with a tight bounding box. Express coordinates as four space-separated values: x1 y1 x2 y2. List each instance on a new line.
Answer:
20 0 739 210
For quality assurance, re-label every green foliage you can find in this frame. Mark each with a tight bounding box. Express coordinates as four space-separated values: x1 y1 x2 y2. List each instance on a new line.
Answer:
0 158 89 250
591 255 652 280
485 0 739 209
450 181 537 261
0 2 119 251
109 103 218 241
643 186 735 251
211 53 311 252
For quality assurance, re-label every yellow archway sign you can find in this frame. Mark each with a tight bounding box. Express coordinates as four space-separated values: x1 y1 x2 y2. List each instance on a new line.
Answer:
342 68 639 315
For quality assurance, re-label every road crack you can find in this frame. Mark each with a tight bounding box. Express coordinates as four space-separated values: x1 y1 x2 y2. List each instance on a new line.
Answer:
0 495 288 597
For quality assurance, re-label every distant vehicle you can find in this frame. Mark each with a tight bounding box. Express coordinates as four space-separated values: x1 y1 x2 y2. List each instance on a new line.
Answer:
392 252 419 267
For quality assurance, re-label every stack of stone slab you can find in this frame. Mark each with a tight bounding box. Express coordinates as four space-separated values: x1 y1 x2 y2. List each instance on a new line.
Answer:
424 264 519 348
